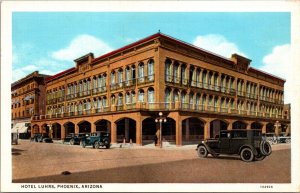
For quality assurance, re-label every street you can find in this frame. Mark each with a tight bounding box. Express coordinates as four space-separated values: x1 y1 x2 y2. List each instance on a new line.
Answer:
12 140 291 183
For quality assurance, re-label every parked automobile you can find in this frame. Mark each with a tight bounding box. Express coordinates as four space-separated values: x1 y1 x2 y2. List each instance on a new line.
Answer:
63 133 87 145
196 129 272 162
81 132 111 149
31 133 53 143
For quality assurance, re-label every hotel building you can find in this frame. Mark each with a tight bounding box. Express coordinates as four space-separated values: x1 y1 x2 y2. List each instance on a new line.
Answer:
30 33 290 145
11 71 49 138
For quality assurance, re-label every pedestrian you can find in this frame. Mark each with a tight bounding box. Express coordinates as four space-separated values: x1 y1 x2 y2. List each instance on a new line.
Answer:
154 135 158 145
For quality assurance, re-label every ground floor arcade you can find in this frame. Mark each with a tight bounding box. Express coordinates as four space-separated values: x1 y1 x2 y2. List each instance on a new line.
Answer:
31 111 290 146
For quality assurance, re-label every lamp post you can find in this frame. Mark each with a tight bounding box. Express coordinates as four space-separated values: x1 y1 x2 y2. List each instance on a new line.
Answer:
48 121 52 139
155 112 167 148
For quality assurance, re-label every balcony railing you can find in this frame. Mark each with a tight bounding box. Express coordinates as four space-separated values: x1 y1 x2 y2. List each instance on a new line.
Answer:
35 101 285 121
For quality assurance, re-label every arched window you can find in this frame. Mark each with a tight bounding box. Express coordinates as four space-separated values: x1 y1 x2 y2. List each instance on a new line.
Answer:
131 91 136 104
138 62 144 83
110 71 115 85
181 91 187 104
125 66 131 85
181 65 187 85
118 93 123 106
111 95 115 105
189 92 194 104
165 59 172 81
138 89 144 102
165 88 171 103
118 69 123 86
103 97 107 107
173 89 179 102
148 59 154 81
78 103 83 115
148 87 154 103
126 92 131 104
173 62 179 83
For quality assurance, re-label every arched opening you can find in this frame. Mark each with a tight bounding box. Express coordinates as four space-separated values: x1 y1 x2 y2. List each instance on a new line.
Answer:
116 118 136 143
41 123 49 135
210 119 228 138
232 121 247 130
32 124 39 134
182 117 204 144
266 123 275 133
251 122 262 130
95 119 111 135
162 117 176 142
78 121 91 133
142 117 157 145
52 123 61 139
64 122 75 136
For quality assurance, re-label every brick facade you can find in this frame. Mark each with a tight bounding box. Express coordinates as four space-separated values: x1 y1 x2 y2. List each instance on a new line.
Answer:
30 33 290 146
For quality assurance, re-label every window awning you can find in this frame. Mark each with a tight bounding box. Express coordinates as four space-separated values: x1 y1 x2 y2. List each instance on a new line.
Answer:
11 122 29 133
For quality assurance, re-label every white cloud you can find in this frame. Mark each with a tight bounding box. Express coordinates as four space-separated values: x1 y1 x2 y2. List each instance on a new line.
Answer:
52 34 113 61
193 34 247 58
259 44 291 104
12 65 37 82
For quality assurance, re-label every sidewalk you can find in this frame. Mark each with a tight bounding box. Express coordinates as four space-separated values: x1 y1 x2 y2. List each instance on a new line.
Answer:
23 139 291 151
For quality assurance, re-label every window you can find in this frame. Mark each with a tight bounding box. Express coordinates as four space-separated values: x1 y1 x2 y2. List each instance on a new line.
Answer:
118 69 123 85
165 88 171 103
138 90 144 102
165 59 171 81
111 95 115 105
126 92 131 104
148 88 154 103
138 62 144 82
148 59 154 81
103 97 107 107
110 71 115 85
118 94 123 106
131 91 136 104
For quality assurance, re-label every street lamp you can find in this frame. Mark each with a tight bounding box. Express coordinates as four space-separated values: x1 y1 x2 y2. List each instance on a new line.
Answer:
155 112 167 148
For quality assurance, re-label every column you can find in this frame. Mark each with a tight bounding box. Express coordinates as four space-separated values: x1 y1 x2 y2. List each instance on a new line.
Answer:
111 122 117 144
91 123 96 133
246 122 251 130
61 125 65 139
176 115 182 146
75 124 79 134
261 122 267 134
136 118 142 145
204 121 210 139
227 121 233 130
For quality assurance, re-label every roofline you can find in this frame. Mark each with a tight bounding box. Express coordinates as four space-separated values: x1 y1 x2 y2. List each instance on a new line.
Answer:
249 67 286 82
44 32 285 83
45 67 76 82
11 71 50 88
91 32 161 64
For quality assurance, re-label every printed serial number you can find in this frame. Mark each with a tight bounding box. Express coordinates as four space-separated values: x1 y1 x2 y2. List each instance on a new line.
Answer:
260 185 273 189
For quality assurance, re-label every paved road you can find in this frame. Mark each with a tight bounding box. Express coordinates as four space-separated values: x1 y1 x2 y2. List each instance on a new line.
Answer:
12 140 290 183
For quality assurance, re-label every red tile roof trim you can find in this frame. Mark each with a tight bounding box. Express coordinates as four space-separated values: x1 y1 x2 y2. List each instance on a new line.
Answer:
46 67 76 82
45 32 285 83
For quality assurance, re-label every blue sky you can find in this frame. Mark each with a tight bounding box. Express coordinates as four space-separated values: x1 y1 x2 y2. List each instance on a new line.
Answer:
12 12 291 101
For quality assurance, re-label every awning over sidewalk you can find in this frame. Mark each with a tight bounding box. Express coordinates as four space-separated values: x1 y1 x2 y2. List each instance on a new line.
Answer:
11 122 29 133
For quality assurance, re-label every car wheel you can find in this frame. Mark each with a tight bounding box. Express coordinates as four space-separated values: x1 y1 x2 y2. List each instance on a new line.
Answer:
197 146 208 158
105 142 110 149
94 142 100 149
255 153 266 161
240 148 254 162
70 139 74 145
260 141 272 156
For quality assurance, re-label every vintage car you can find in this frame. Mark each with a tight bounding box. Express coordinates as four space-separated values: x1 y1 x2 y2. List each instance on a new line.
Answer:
196 129 272 162
31 133 53 143
81 132 111 149
63 133 87 145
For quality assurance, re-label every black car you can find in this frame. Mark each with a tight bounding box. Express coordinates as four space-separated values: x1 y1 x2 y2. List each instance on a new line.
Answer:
63 133 87 145
31 133 53 143
81 132 111 149
196 129 272 162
